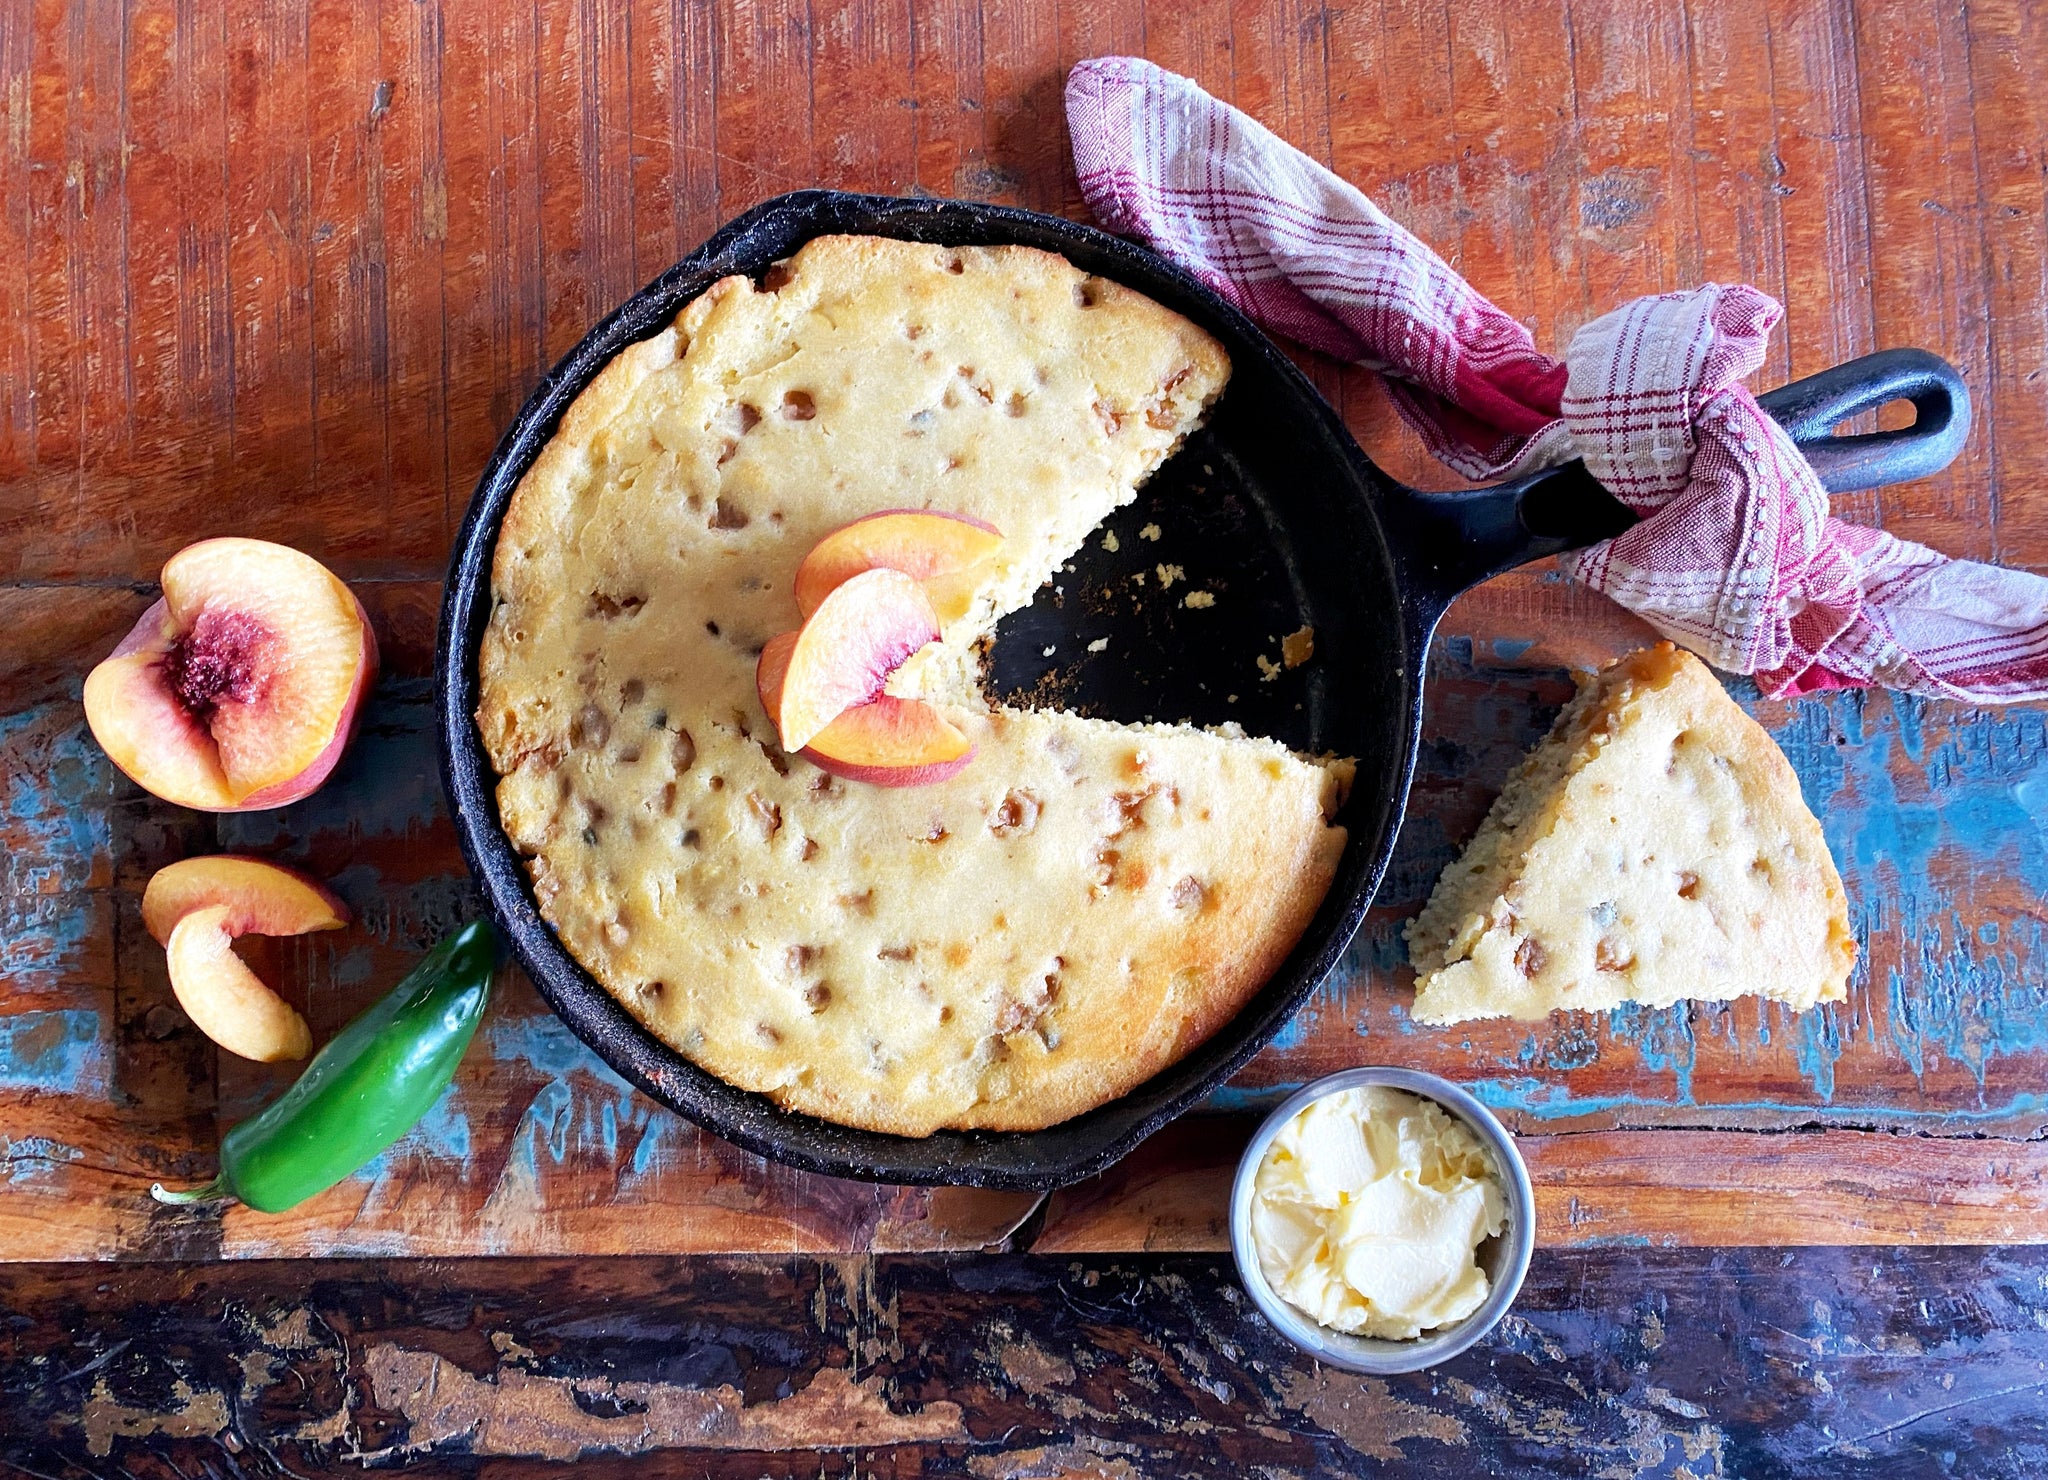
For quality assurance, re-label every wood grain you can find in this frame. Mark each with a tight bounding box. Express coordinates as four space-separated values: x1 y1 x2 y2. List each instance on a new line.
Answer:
1033 1116 2048 1252
6 1248 2047 1475
3 0 2047 1257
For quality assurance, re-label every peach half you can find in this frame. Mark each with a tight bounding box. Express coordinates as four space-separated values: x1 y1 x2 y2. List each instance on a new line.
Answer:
793 510 1004 628
142 855 349 1063
757 631 974 787
770 566 942 753
83 538 378 812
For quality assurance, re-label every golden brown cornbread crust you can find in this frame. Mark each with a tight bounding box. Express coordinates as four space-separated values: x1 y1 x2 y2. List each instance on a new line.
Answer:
1405 643 1855 1026
478 234 1353 1135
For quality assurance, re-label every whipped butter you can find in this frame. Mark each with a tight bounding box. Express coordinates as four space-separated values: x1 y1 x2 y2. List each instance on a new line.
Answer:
1250 1086 1507 1340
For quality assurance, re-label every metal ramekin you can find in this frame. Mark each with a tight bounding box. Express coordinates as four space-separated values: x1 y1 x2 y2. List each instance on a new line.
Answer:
1229 1066 1536 1374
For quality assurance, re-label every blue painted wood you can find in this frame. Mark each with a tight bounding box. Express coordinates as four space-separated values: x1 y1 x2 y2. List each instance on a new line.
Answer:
6 595 2044 1253
1230 635 2048 1139
2 0 2043 1251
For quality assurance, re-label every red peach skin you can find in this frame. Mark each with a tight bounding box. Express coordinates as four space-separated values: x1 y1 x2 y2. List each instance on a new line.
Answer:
142 855 350 946
772 567 942 753
793 509 1004 628
82 538 379 812
143 854 348 1062
757 631 975 787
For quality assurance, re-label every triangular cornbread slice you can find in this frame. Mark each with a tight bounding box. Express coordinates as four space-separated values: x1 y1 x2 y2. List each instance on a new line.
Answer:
479 235 1353 1136
1405 643 1854 1026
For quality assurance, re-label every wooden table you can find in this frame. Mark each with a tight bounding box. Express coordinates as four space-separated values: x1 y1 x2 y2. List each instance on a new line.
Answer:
5 0 2047 1470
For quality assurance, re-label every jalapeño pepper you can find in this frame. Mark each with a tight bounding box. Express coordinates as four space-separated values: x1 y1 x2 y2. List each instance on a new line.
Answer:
154 919 497 1213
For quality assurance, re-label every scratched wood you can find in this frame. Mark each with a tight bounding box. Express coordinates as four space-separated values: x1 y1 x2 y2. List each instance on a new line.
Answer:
1033 1117 2048 1252
3 0 2048 1259
5 1249 2047 1474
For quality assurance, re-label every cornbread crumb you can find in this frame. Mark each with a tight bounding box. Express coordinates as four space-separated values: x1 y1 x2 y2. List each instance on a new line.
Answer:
1140 523 1162 541
1102 530 1120 552
1157 563 1184 589
1183 591 1216 609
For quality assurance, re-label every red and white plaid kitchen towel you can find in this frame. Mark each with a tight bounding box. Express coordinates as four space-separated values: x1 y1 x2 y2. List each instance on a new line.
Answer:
1067 56 2048 702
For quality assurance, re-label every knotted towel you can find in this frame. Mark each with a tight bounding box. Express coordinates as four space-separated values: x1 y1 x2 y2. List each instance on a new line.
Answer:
1066 56 2048 702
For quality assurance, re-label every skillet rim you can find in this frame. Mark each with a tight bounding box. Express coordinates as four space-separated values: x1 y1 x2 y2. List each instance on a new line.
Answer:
435 189 1419 1189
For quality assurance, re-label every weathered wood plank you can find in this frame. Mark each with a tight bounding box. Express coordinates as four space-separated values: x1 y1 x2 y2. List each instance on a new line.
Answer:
3 0 2048 1260
3 576 2047 1255
910 0 991 200
976 0 1063 219
0 579 1043 1261
1681 0 1792 370
1960 0 2048 567
1210 630 2048 1147
5 1248 2046 1474
1032 1117 2048 1251
3 0 2040 583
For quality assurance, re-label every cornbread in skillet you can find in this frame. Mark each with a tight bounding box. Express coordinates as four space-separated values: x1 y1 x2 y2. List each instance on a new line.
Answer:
1405 643 1854 1026
477 234 1353 1136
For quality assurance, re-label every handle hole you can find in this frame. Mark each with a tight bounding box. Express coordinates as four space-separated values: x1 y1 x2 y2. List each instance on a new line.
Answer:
1831 398 1919 437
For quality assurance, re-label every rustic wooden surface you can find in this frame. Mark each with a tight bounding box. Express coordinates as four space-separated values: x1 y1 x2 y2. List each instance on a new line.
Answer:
4 1248 2047 1476
5 0 2048 1262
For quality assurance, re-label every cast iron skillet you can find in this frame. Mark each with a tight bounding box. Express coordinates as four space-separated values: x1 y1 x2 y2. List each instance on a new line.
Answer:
438 190 1969 1190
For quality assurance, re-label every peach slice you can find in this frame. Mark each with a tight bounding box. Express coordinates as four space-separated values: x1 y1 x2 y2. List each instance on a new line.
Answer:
757 632 974 787
771 567 941 753
794 510 1004 628
83 538 378 811
142 854 350 946
143 856 348 1063
165 907 315 1062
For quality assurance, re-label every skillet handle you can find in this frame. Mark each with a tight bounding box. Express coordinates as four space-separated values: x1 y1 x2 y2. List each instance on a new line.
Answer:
1388 348 1972 630
1753 347 1971 492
